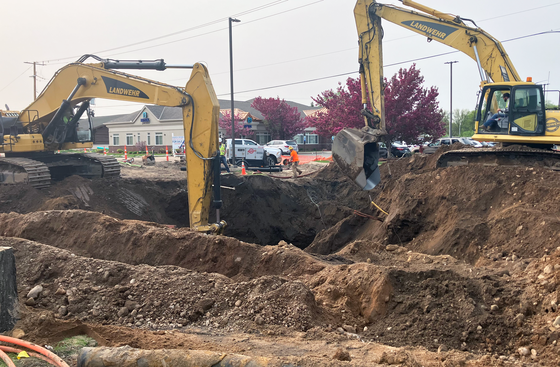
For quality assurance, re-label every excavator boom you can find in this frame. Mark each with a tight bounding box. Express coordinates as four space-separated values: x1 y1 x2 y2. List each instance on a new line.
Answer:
373 0 520 84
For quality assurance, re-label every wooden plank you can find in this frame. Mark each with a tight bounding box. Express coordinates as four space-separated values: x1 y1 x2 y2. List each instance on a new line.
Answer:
0 247 18 332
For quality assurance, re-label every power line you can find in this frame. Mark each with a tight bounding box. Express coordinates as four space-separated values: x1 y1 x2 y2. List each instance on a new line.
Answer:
91 28 560 107
104 0 324 58
0 66 31 94
38 0 320 64
219 29 560 97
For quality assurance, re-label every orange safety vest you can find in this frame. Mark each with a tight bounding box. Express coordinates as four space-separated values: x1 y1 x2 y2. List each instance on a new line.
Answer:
290 150 299 162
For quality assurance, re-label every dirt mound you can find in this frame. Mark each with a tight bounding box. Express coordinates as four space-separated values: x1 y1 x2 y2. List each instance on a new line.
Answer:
6 237 325 333
9 231 559 360
4 147 560 364
308 149 560 267
0 210 324 280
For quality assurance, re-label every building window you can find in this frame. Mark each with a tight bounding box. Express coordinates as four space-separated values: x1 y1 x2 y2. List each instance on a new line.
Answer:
155 132 163 145
126 133 134 145
306 134 319 144
255 132 271 145
112 134 119 146
147 133 151 145
137 133 141 143
294 133 318 144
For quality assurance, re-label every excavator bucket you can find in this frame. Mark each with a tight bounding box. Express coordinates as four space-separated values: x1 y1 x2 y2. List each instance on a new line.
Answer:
332 128 381 190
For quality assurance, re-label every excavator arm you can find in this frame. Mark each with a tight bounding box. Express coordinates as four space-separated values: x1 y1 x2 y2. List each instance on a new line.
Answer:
1 55 224 233
372 0 520 84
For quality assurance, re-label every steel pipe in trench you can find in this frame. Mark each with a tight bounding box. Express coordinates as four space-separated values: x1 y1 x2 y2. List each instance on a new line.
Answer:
78 346 271 367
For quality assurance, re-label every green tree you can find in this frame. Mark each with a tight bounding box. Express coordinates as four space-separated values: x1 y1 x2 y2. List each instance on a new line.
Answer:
442 109 476 137
546 100 559 109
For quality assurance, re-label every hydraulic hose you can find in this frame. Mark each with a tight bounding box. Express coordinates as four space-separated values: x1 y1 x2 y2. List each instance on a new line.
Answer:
0 335 69 367
0 346 56 366
0 348 15 367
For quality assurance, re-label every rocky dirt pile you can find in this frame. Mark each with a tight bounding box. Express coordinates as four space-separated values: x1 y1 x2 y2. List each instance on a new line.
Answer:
310 148 560 266
3 146 560 365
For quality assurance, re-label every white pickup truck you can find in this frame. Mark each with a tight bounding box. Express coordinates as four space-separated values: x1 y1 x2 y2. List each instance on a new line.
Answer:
225 138 282 167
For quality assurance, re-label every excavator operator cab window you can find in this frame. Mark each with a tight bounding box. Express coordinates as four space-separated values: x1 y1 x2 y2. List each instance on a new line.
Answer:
478 88 511 133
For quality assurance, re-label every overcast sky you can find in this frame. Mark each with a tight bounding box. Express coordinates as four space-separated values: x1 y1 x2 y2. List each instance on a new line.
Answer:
1 0 559 117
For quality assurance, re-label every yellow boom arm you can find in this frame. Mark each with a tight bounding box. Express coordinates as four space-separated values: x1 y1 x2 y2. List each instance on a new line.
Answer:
367 0 521 84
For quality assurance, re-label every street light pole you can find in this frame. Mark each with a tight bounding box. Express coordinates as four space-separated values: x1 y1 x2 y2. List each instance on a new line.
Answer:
229 17 241 165
445 61 458 138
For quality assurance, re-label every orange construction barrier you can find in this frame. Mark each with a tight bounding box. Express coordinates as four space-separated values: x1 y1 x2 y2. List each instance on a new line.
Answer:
166 146 169 161
241 161 246 175
124 145 127 160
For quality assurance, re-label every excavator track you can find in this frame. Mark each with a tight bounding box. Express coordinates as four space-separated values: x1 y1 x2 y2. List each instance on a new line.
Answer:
0 157 51 188
437 147 560 170
0 153 120 189
82 153 121 178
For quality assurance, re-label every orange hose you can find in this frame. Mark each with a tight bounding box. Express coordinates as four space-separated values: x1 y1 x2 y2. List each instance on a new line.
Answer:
0 348 15 367
0 346 56 365
0 335 69 367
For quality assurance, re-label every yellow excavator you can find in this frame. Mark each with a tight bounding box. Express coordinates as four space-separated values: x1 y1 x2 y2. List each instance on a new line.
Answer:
334 0 560 189
0 55 225 233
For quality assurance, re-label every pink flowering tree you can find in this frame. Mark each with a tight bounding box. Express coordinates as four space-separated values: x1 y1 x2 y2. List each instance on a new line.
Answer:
307 77 364 137
251 97 307 140
219 112 254 139
384 64 445 144
308 64 445 144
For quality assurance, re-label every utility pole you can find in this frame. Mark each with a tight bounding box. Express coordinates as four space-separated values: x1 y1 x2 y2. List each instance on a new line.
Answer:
444 61 458 138
24 61 45 100
229 17 241 165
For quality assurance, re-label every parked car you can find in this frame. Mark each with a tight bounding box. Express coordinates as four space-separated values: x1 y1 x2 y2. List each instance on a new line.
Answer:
225 138 282 166
422 137 475 154
391 142 412 157
379 142 411 158
265 140 299 155
457 137 483 148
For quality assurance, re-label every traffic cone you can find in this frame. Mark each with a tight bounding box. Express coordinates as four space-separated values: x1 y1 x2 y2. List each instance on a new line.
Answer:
145 146 149 156
103 147 107 156
124 145 127 160
166 146 169 161
241 161 246 175
84 147 87 153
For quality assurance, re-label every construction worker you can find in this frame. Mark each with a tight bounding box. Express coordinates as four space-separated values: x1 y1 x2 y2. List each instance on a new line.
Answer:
289 146 302 178
219 140 230 173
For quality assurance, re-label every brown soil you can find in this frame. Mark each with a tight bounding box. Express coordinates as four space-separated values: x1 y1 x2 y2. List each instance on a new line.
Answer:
2 152 560 366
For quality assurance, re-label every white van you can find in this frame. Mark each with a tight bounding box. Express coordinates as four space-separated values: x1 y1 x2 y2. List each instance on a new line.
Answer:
225 139 282 167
